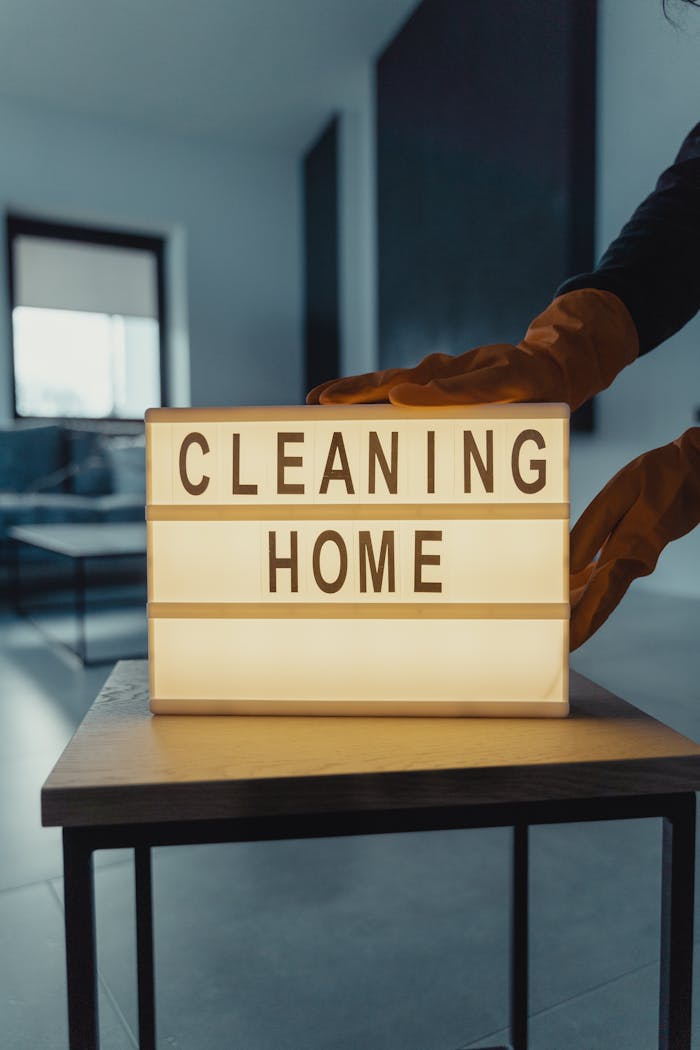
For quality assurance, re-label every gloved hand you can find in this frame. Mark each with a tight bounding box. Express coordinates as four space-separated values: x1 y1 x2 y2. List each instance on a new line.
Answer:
307 289 638 411
570 428 700 650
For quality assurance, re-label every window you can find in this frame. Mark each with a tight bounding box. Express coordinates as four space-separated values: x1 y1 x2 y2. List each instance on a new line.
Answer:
7 215 167 420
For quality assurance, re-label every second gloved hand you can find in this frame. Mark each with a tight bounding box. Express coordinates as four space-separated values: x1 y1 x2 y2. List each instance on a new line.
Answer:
307 288 638 411
570 428 700 651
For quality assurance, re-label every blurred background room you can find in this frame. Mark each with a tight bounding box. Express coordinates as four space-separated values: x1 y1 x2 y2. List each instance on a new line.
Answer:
0 1 699 1047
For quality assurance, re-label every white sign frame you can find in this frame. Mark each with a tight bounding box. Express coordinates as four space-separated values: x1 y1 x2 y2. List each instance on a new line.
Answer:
146 404 569 716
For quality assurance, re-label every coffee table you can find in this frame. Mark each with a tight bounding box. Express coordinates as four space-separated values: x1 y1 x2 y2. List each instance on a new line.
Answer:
9 522 147 665
42 661 700 1049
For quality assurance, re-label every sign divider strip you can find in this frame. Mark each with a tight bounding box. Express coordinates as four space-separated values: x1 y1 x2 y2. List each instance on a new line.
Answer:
147 503 569 521
149 602 569 620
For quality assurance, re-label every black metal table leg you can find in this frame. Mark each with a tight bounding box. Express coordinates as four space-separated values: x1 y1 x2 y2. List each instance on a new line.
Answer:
659 792 696 1050
63 829 99 1050
511 823 529 1050
74 556 87 664
135 847 156 1050
9 536 21 614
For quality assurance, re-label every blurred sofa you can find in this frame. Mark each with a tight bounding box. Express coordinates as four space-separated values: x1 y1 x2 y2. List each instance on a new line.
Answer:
0 420 146 589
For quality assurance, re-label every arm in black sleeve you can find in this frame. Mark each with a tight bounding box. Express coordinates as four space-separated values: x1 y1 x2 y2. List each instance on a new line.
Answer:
557 123 700 355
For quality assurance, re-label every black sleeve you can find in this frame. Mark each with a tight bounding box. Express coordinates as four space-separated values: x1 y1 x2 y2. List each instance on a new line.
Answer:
557 123 700 355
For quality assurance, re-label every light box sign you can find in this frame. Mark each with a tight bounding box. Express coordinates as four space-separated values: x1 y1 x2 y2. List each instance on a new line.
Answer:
146 405 569 716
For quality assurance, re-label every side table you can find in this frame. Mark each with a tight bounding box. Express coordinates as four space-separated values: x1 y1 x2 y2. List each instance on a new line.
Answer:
42 661 700 1050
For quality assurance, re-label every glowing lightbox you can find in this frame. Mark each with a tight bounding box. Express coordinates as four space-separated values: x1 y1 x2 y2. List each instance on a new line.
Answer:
146 405 569 716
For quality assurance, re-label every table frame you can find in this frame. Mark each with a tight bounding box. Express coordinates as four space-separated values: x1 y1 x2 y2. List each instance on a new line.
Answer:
62 790 696 1050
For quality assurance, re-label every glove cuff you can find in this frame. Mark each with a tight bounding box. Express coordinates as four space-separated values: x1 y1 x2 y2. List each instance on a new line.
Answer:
675 427 700 505
522 289 640 410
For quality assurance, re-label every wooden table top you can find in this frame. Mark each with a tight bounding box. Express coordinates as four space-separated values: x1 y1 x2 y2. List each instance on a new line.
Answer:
10 522 147 559
42 660 700 828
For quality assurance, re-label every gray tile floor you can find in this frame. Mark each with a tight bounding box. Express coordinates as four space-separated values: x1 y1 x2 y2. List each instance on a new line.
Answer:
1 587 699 1049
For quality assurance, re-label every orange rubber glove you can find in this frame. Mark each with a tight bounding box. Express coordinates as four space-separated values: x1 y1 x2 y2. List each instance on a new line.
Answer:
570 428 700 651
307 289 639 411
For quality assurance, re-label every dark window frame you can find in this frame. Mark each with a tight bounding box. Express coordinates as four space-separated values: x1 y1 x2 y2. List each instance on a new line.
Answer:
6 212 169 422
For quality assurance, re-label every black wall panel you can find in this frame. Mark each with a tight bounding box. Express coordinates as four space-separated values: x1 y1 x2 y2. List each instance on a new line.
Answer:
376 0 597 425
303 118 340 394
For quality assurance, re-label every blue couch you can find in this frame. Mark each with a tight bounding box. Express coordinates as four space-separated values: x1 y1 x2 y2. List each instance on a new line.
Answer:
0 421 146 589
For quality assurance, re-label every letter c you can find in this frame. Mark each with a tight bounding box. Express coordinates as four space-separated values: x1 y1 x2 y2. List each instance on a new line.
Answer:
179 432 210 495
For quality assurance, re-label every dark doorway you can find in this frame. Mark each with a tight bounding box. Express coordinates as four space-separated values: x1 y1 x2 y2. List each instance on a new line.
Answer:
303 118 340 395
376 0 597 429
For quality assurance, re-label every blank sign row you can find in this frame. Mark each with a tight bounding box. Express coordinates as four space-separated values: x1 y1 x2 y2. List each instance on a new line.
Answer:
149 616 568 711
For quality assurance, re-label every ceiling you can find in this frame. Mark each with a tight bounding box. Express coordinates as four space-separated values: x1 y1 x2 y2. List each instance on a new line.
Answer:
0 0 418 151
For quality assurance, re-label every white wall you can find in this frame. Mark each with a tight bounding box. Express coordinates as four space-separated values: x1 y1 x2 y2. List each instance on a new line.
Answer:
570 0 700 596
0 97 302 417
337 66 378 380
